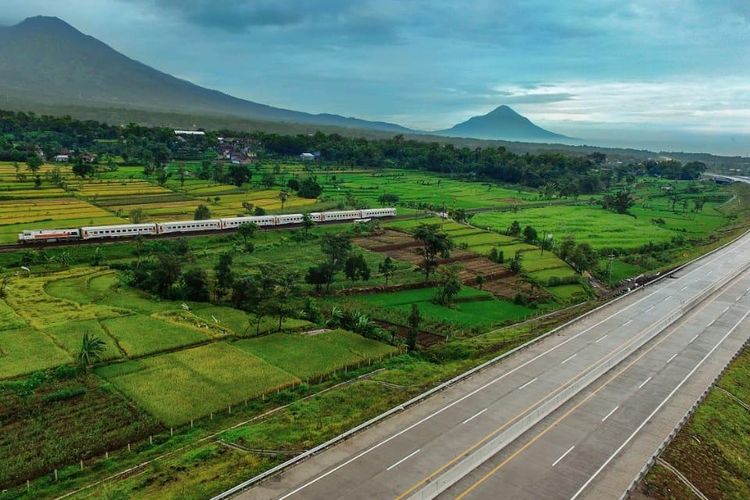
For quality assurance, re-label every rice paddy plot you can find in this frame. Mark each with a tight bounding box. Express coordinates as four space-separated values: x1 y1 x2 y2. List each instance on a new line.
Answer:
0 198 125 243
190 305 311 336
100 314 211 357
472 202 731 251
4 269 129 329
95 342 299 425
234 329 397 380
0 328 72 379
350 286 536 331
316 169 537 210
43 319 123 361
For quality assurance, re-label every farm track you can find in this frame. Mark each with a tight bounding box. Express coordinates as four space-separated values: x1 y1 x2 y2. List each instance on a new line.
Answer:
0 216 404 253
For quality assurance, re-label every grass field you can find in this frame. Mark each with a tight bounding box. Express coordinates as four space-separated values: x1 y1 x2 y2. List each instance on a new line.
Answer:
96 342 300 426
234 329 397 380
0 328 73 379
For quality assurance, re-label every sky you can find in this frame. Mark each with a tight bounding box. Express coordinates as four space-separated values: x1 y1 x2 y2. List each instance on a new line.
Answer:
2 0 750 155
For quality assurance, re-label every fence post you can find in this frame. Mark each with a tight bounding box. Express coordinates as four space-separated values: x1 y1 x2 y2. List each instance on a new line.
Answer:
127 443 131 452
149 435 153 445
80 459 84 471
170 427 174 437
190 419 194 428
54 469 58 482
228 405 232 414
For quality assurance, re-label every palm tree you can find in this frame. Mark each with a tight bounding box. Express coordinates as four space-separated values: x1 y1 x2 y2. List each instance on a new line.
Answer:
278 190 289 210
78 333 106 371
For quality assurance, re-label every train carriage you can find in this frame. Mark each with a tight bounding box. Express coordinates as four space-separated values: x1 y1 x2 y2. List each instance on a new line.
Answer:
221 215 275 229
81 223 157 240
157 219 221 234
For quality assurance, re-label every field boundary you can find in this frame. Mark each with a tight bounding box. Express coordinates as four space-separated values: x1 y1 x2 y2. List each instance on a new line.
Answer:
212 228 750 499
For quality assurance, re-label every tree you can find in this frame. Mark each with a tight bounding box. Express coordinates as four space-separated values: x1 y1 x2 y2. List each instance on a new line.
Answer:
262 266 300 331
570 243 597 273
302 212 315 236
254 206 267 216
177 162 187 188
602 190 635 214
378 256 397 285
413 224 453 280
33 175 42 189
261 172 276 188
242 201 255 214
91 246 104 266
320 233 352 291
344 254 371 282
509 250 523 274
237 222 258 248
72 157 94 178
153 253 182 297
378 193 400 206
305 262 334 293
558 236 576 262
129 208 146 224
522 225 537 243
407 304 421 352
182 268 210 301
214 252 234 295
475 273 485 291
298 177 323 198
78 333 106 371
227 164 252 187
26 155 43 174
278 190 289 209
194 204 212 220
433 265 462 305
509 220 521 236
287 178 300 191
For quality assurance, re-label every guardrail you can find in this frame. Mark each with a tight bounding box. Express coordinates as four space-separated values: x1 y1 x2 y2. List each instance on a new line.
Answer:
212 230 750 500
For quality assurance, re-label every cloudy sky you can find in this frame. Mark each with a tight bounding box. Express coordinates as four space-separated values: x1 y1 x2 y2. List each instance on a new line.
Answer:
2 0 750 154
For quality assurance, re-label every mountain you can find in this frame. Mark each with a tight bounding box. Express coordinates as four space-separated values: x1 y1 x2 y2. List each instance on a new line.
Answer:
436 105 568 141
0 16 411 133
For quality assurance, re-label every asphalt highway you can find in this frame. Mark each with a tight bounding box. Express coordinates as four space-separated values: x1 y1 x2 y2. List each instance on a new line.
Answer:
234 230 750 500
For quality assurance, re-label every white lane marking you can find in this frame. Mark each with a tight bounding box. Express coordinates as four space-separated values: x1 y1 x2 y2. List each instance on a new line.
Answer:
680 285 689 291
707 319 716 327
386 449 421 471
273 241 750 500
561 353 577 365
461 408 487 425
689 334 699 344
622 320 633 326
723 306 731 313
518 378 538 391
595 335 608 343
601 406 619 422
570 309 750 500
667 353 678 364
662 295 672 302
645 306 655 313
637 376 652 390
737 295 743 302
552 446 575 467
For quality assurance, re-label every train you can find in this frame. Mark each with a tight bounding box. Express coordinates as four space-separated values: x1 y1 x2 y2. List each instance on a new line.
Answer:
18 208 396 244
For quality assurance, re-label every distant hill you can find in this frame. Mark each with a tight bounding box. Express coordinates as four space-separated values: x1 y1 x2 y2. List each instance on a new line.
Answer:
436 105 569 141
0 16 411 133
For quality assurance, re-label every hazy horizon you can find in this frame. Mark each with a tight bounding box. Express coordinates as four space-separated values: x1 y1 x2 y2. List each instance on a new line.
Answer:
2 1 749 156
